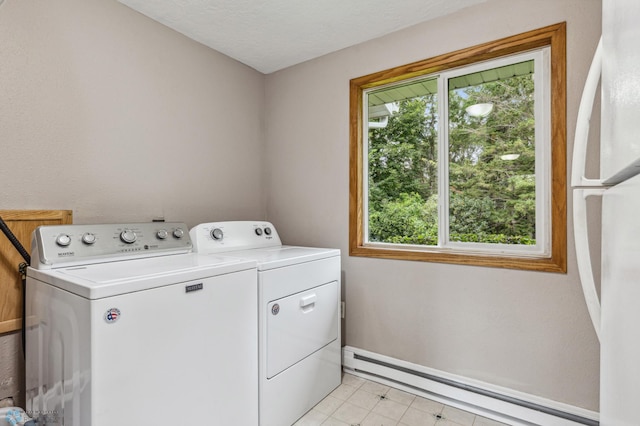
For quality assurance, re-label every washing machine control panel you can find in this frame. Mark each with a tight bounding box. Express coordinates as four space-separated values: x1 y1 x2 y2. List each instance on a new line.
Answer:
32 222 192 268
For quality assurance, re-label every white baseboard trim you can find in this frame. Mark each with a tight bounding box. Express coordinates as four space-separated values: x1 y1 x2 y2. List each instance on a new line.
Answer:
342 346 599 426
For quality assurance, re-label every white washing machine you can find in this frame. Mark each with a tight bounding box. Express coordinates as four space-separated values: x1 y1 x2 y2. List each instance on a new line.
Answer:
190 221 341 426
25 222 258 426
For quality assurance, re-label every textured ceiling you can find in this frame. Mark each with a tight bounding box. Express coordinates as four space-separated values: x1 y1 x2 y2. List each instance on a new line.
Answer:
118 0 487 74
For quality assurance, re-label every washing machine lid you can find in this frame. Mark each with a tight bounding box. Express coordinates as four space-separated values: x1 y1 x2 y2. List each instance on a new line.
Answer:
223 245 340 270
27 253 256 300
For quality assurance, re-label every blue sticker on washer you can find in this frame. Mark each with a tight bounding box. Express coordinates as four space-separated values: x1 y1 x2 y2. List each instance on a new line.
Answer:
104 308 121 323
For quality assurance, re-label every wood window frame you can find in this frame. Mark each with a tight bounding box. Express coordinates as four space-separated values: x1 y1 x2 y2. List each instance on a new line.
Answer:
349 23 567 272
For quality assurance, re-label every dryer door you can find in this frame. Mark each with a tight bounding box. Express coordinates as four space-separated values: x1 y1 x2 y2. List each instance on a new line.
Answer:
266 280 339 379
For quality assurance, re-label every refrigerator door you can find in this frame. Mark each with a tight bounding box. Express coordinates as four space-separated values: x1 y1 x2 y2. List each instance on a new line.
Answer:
600 173 640 425
601 0 640 184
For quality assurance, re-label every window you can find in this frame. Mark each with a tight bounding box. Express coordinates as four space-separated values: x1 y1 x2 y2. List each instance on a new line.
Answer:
349 23 566 272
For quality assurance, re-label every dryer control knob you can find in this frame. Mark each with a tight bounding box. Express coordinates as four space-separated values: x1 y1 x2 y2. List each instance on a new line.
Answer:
264 227 272 236
255 228 263 236
120 229 137 244
173 228 185 239
211 228 224 240
156 229 168 240
56 234 71 247
81 233 96 245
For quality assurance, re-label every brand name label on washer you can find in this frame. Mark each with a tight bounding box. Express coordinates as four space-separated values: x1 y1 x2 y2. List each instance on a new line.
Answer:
185 283 203 293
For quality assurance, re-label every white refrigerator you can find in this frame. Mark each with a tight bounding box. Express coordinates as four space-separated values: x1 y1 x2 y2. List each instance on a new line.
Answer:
572 0 640 424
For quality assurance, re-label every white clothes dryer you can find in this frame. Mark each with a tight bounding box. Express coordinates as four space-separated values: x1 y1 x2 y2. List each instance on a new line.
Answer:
190 221 341 426
25 222 258 426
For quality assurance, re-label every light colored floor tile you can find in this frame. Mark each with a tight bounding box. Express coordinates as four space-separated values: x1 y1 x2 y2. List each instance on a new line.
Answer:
314 395 344 416
436 419 470 426
347 388 383 411
410 396 445 416
306 373 516 426
440 406 476 426
372 398 410 422
342 373 367 388
330 383 358 401
472 416 510 426
321 417 351 426
386 388 416 406
361 380 391 396
331 401 371 424
361 411 400 426
294 408 329 426
399 406 438 426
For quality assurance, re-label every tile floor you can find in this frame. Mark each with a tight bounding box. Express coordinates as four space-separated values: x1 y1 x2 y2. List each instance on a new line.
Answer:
294 372 510 426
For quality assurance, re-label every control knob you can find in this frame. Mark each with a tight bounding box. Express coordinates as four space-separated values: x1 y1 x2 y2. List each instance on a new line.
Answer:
55 234 71 247
156 229 168 240
173 228 185 239
264 227 272 235
255 228 263 236
120 229 137 244
82 233 96 245
211 228 224 241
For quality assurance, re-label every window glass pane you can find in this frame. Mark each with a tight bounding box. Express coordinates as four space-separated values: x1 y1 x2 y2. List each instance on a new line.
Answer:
366 77 439 245
447 60 536 245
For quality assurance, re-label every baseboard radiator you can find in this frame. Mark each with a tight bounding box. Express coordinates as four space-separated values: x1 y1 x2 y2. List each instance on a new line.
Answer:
342 346 599 426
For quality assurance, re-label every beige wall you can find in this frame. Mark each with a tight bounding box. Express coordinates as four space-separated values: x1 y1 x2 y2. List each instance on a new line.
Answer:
265 0 601 411
0 0 265 225
0 0 264 403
